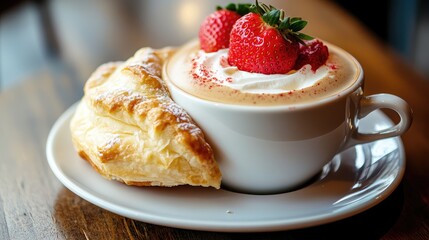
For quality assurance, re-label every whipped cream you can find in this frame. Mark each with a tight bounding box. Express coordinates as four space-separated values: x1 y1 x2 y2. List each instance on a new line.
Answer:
165 39 357 106
191 49 332 94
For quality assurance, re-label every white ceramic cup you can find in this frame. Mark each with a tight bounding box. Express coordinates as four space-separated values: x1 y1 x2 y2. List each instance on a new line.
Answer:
163 44 412 194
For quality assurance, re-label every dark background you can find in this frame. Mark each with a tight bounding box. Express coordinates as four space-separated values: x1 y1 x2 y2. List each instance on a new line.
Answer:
1 0 428 90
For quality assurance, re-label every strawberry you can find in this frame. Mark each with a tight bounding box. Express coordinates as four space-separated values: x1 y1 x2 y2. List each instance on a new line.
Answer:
294 40 329 71
228 1 313 74
199 4 251 53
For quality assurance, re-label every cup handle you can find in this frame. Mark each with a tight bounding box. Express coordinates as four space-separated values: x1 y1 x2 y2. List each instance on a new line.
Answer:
341 93 413 150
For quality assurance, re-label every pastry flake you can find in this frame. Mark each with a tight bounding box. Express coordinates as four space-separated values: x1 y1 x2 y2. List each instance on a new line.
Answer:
70 47 221 189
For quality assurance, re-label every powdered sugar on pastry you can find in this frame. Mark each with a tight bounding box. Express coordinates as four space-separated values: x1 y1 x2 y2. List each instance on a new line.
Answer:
70 47 221 189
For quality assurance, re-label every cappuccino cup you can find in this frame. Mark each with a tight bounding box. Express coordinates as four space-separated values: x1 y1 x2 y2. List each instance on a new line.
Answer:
163 40 412 194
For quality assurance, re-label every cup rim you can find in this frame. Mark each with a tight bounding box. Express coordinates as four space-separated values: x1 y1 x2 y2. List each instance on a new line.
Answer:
163 40 364 112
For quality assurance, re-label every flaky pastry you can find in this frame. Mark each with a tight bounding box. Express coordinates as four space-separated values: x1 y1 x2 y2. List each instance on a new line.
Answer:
70 47 221 189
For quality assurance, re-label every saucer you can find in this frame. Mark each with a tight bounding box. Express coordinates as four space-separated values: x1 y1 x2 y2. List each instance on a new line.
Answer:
46 102 405 232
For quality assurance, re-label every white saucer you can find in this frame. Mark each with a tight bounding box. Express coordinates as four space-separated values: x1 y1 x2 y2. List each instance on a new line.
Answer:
46 102 406 232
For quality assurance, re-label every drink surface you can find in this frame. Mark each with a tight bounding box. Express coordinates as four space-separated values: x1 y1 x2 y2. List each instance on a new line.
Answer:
165 39 360 106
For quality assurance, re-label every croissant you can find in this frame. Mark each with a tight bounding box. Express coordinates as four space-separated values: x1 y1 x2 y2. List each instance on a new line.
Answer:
70 47 221 189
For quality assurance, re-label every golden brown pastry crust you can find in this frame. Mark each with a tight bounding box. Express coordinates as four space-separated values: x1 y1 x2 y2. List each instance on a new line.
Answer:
70 47 221 189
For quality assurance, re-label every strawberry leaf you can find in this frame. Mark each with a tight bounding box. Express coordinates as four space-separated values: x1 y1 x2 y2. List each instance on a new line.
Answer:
237 4 252 15
263 9 281 26
251 0 265 15
218 3 251 16
250 0 314 42
225 3 236 11
290 20 308 32
290 17 303 23
278 17 290 30
296 32 314 40
259 3 271 13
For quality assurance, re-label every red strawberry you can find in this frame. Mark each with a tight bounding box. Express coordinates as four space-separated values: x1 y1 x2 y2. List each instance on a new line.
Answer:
228 1 313 74
199 4 251 53
294 40 329 71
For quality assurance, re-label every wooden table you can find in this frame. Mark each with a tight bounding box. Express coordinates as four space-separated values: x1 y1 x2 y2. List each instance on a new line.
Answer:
1 0 428 239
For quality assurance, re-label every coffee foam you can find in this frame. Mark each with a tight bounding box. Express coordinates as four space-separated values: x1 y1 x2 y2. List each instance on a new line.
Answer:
165 39 360 106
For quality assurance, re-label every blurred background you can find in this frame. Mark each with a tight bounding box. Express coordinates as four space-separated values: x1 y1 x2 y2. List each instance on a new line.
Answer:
0 0 428 90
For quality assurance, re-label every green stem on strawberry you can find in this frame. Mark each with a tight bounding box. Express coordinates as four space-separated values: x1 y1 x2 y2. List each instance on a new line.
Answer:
250 0 313 45
216 3 252 16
